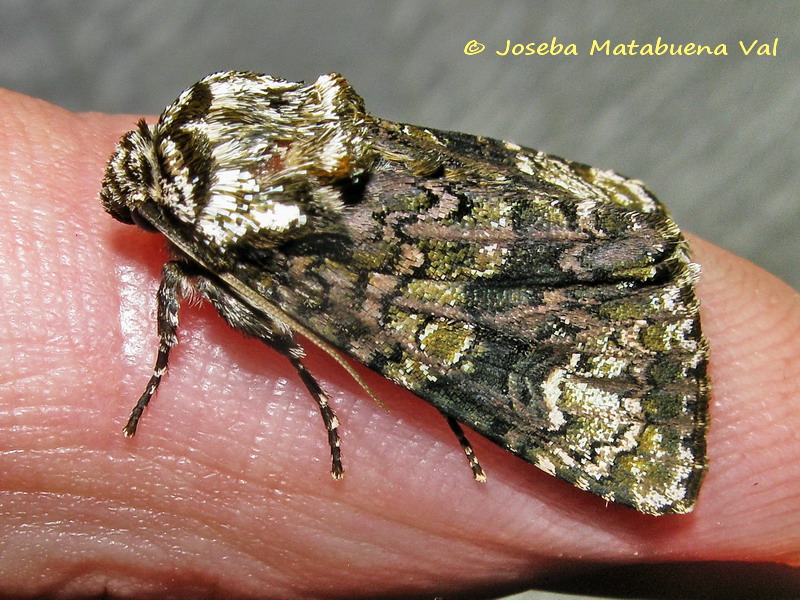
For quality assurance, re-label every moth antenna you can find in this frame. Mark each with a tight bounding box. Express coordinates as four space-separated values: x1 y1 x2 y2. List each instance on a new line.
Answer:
152 216 390 415
217 271 388 413
295 325 388 413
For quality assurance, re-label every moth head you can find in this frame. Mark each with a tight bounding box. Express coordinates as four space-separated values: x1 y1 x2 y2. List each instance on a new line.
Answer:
99 120 161 230
100 71 377 255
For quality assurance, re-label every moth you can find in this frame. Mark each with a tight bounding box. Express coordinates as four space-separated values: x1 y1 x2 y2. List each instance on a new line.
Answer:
100 71 709 515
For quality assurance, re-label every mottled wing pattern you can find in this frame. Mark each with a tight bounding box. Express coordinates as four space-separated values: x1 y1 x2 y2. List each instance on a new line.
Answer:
245 121 709 515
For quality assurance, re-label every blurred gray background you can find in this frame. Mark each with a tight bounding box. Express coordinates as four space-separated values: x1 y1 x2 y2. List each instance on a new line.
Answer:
2 2 797 599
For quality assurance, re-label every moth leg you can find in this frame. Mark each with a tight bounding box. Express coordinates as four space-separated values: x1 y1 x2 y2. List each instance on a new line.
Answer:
192 276 344 480
444 415 486 482
286 354 343 479
123 260 191 436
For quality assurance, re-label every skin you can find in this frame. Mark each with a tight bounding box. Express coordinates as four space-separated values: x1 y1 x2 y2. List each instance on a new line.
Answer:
0 88 798 599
